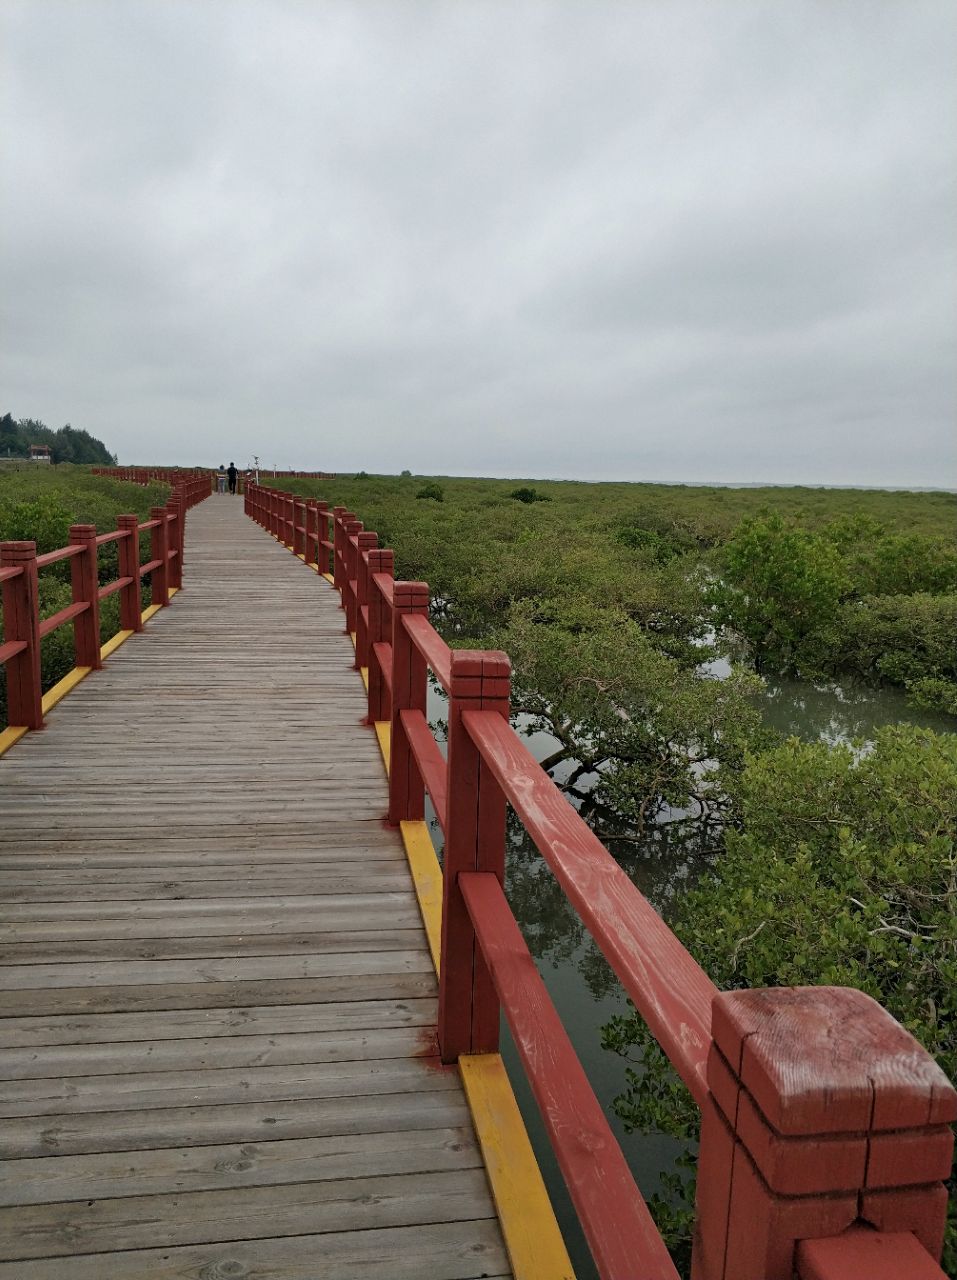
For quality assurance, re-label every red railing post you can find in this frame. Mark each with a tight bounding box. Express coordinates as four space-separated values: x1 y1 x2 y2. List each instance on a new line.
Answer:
292 498 305 558
316 502 329 574
691 986 957 1280
387 581 430 825
68 524 102 670
0 540 43 729
150 506 169 607
342 519 363 634
117 514 143 632
366 548 395 723
353 531 378 666
437 650 511 1063
333 509 353 596
305 499 319 566
286 493 295 547
167 496 184 590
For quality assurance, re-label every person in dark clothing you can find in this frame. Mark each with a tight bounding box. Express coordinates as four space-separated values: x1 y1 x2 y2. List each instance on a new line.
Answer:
227 462 238 495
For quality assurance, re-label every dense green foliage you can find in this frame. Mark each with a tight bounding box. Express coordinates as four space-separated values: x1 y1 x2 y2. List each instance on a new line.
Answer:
714 511 957 711
0 412 116 465
604 724 957 1274
0 468 168 726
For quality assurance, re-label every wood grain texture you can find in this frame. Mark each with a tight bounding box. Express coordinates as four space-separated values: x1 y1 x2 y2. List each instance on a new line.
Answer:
0 498 510 1275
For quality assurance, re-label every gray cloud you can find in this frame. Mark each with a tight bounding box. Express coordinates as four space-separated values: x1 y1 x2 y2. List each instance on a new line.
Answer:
1 0 954 485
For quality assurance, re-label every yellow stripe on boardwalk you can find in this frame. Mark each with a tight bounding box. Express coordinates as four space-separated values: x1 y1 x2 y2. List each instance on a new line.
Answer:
100 629 134 660
0 725 28 758
461 1054 576 1280
370 711 575 1278
399 820 443 974
41 666 92 715
374 720 391 772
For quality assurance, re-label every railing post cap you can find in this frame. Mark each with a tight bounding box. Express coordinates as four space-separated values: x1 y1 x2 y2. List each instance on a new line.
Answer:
68 524 97 538
712 986 957 1134
393 580 429 608
449 649 511 679
0 540 37 557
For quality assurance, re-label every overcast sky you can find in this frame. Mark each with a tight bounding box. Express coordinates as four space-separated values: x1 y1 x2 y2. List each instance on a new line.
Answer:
2 1 955 485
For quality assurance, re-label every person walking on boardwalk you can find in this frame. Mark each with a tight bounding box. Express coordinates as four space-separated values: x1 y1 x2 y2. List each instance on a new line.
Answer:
227 461 238 495
216 464 227 494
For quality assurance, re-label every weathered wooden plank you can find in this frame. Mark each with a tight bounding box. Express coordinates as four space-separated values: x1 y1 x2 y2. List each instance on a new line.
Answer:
0 950 431 991
0 1025 436 1080
0 1125 482 1205
0 869 414 901
0 997 438 1048
0 972 438 1017
0 1088 473 1160
0 1168 495 1260
0 928 425 965
0 906 421 944
0 1218 510 1279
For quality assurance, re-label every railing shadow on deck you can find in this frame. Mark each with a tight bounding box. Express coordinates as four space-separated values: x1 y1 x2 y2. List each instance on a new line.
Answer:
244 480 955 1280
0 471 209 751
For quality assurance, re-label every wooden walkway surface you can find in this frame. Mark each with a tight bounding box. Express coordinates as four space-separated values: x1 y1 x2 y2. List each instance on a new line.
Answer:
0 497 512 1278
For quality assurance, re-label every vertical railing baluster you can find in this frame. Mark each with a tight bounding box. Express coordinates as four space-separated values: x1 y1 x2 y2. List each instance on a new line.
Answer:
0 540 43 729
150 506 169 607
117 514 143 632
388 582 429 825
68 524 102 670
437 650 511 1062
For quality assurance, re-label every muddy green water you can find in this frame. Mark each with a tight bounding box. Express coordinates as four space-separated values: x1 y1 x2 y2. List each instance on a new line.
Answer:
424 680 955 1277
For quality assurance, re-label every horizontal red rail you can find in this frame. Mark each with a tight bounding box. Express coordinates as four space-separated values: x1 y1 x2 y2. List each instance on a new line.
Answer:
461 871 680 1279
139 558 163 577
36 544 84 568
38 601 89 639
463 706 715 1100
0 566 23 584
98 576 133 601
95 529 130 546
137 518 161 531
403 612 452 693
372 571 393 603
400 708 448 832
0 639 27 665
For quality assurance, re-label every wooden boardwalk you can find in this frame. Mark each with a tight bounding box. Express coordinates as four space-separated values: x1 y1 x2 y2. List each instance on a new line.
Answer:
0 498 512 1278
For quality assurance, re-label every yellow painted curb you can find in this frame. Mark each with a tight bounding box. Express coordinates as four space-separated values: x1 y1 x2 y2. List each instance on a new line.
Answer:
41 666 92 715
0 725 28 758
100 629 134 661
321 572 334 583
398 819 443 975
140 604 163 624
360 666 369 690
460 1053 576 1280
374 720 391 772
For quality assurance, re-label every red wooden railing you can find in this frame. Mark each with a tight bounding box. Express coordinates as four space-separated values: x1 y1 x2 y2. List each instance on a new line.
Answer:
1 473 209 733
92 466 215 489
246 480 955 1280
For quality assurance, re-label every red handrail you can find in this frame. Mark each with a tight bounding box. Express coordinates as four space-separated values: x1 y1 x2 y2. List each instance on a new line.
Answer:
244 478 957 1280
2 475 208 735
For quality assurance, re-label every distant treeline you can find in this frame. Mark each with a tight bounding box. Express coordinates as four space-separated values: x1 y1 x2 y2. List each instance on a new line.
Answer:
0 413 116 466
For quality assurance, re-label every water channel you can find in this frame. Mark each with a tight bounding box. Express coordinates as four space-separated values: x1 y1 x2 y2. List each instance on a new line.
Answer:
422 675 956 1277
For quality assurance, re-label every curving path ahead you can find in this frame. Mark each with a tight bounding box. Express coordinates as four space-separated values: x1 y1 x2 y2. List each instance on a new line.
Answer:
0 495 510 1278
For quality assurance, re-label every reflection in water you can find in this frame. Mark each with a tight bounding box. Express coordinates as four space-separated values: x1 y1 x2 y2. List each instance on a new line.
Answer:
761 675 957 744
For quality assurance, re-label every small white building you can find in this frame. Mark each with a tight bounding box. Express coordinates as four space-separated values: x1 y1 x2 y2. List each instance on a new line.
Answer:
28 445 52 464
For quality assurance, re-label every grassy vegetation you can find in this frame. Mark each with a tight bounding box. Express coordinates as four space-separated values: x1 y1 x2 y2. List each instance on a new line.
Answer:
0 466 169 726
